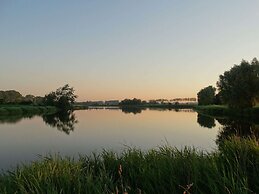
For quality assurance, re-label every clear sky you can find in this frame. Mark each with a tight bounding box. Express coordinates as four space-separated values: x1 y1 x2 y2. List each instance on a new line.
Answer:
1 0 259 101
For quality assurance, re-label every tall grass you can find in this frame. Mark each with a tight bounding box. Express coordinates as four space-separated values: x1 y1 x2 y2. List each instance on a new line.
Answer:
0 105 58 116
0 137 258 194
194 105 259 119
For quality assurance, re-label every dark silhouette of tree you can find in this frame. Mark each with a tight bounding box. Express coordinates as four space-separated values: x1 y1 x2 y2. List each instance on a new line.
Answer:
217 58 259 108
197 114 216 128
119 98 143 106
0 90 23 104
43 84 77 110
197 86 216 105
213 93 222 105
43 92 56 106
42 111 77 134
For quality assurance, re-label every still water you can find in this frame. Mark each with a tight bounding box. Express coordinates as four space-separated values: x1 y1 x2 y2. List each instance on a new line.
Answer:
0 108 222 170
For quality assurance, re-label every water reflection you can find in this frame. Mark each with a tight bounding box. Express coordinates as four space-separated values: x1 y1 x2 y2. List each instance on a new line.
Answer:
121 107 144 114
42 111 78 134
0 111 78 135
0 114 40 124
120 107 194 114
216 118 259 146
195 113 259 147
197 114 216 129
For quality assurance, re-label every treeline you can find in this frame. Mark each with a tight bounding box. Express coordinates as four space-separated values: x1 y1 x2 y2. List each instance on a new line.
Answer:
119 98 196 106
198 58 259 109
119 98 143 106
0 90 43 105
43 84 77 110
0 84 77 111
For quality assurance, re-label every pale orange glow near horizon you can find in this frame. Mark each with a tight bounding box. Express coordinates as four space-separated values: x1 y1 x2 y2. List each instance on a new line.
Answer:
1 1 259 100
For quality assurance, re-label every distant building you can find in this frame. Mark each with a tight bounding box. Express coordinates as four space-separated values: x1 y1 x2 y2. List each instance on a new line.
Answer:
170 98 197 104
105 100 119 106
85 101 104 106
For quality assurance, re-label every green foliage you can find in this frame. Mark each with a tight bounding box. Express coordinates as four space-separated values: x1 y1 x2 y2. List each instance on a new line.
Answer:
119 98 143 106
0 105 58 116
197 86 216 105
0 90 44 105
0 108 9 115
0 90 23 104
217 58 259 108
194 105 259 122
43 84 77 110
0 138 258 194
20 94 35 105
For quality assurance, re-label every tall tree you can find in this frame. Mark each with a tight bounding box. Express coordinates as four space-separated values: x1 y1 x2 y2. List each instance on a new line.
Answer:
43 84 77 110
217 58 259 108
197 86 216 105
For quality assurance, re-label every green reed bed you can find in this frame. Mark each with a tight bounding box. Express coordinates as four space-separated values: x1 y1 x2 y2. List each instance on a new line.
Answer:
0 105 58 116
194 105 259 118
0 138 258 194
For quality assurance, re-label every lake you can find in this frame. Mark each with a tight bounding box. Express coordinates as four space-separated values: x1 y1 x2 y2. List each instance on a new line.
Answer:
0 108 228 171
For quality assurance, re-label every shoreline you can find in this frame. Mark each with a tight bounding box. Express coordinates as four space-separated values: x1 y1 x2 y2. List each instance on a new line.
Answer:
0 137 257 193
0 105 58 116
194 105 259 118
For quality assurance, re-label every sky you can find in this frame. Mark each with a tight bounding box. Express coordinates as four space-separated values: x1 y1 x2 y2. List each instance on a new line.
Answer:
0 0 259 101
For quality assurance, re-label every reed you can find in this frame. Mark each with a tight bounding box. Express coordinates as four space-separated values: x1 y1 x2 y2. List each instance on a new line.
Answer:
0 105 58 116
0 137 258 194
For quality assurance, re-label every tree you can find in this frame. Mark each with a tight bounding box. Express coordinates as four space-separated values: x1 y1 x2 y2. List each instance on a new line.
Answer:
197 86 216 105
20 95 35 105
0 90 23 104
119 98 142 106
213 93 222 105
43 84 77 110
217 58 259 108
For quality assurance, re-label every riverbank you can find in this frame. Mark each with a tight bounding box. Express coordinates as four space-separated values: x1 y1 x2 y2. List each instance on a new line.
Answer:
0 105 58 116
76 103 196 109
120 103 196 109
194 105 259 118
0 137 258 194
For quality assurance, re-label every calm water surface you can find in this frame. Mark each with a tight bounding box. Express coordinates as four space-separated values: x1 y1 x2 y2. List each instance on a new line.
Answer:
0 108 221 170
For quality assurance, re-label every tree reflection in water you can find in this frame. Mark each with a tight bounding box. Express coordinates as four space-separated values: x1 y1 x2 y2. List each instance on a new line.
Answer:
121 107 144 114
216 118 259 147
0 114 37 124
197 114 216 129
196 113 259 147
42 111 78 134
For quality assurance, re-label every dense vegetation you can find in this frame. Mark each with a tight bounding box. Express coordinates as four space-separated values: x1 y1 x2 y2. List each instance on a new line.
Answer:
194 105 259 118
0 84 77 116
119 98 143 106
43 84 77 110
0 90 43 105
198 58 259 110
197 86 216 105
217 58 259 108
0 105 57 116
0 138 258 194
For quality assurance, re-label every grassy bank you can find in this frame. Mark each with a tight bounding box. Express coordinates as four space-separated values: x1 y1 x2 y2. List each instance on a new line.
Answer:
0 138 258 194
121 103 196 109
194 105 259 118
85 104 196 109
0 105 58 116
